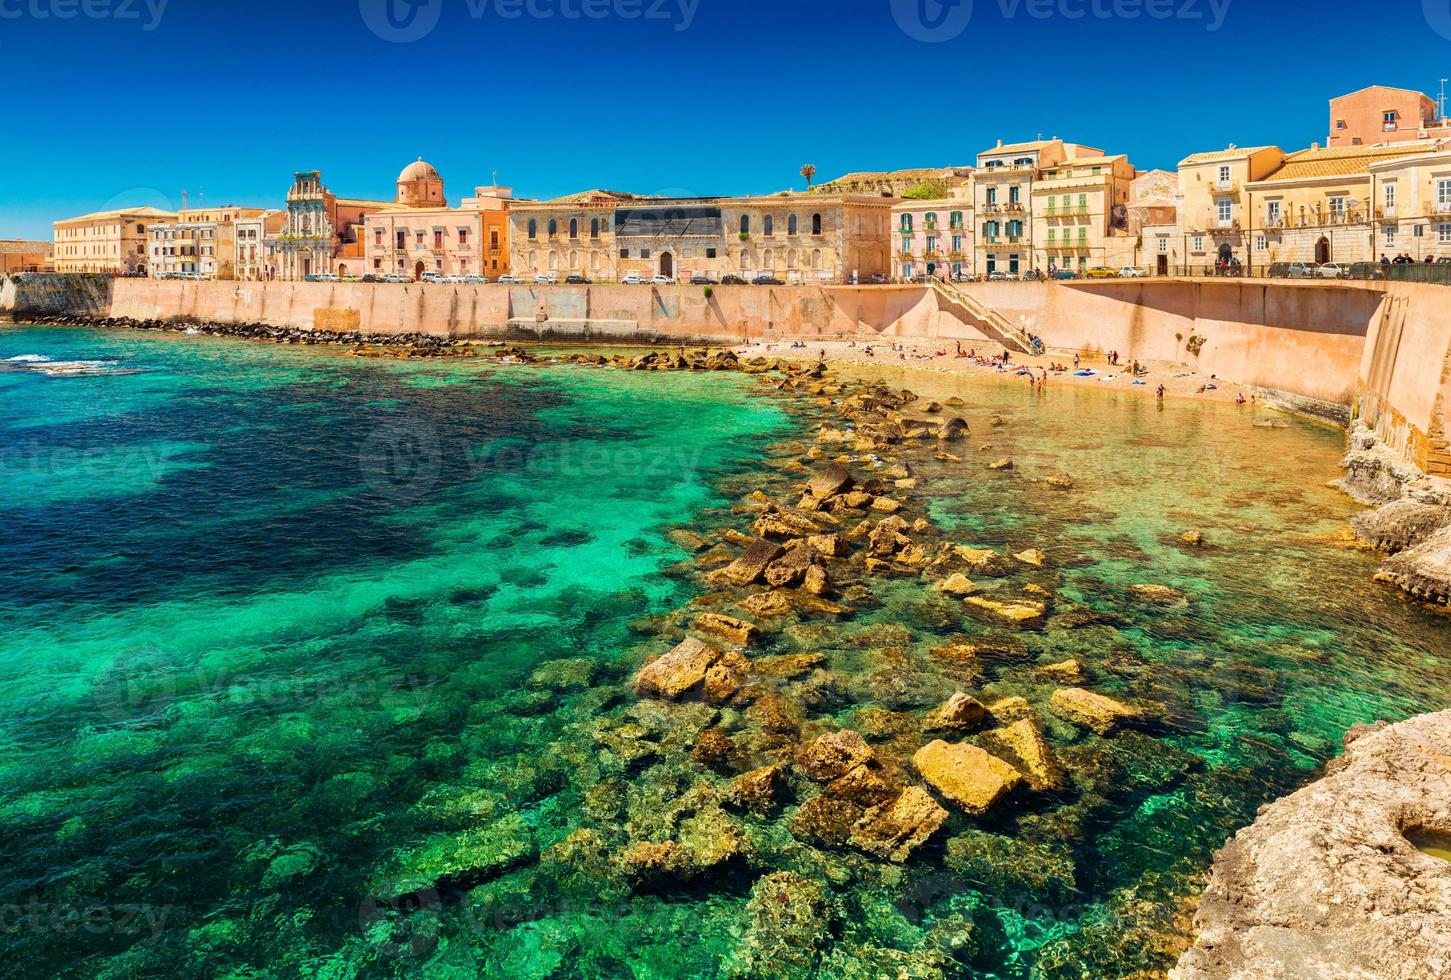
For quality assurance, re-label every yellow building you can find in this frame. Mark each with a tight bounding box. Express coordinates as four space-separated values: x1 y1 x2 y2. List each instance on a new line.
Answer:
148 205 278 280
1033 153 1138 272
1369 146 1451 261
1248 141 1442 265
54 206 176 274
1175 145 1285 269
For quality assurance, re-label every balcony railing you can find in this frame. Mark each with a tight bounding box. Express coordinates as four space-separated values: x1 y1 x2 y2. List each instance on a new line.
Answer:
1214 179 1241 194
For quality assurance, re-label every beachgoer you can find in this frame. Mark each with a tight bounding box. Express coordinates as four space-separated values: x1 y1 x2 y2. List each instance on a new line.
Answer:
1156 385 1166 400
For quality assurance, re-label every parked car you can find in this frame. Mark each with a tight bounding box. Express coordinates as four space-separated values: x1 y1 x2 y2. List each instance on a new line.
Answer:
497 275 522 284
419 271 445 283
987 271 1019 282
534 273 558 285
1286 261 1319 279
866 273 889 284
1118 266 1150 278
1051 269 1079 280
564 275 592 284
690 274 718 285
381 273 410 283
1347 262 1385 281
438 275 463 284
720 274 748 285
652 274 677 285
361 274 384 283
1084 267 1118 279
1315 263 1348 279
460 275 488 284
1266 262 1291 279
1021 270 1044 281
752 275 784 285
620 273 647 285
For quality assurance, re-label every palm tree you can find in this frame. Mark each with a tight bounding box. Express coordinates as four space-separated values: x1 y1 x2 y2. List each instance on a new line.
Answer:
801 164 817 192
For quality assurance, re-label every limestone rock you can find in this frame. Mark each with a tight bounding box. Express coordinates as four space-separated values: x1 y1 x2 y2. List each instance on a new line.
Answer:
1375 524 1451 605
1171 710 1451 980
694 612 763 646
806 533 847 557
988 458 1014 471
912 740 1024 815
722 539 786 585
964 596 1048 629
937 573 980 597
726 872 834 979
1036 659 1083 682
725 764 787 814
635 638 722 700
764 547 818 588
987 696 1033 723
802 565 831 597
702 651 752 705
754 652 825 678
1048 687 1144 734
982 719 1066 792
848 787 949 863
1129 584 1187 604
796 729 875 782
1180 530 1209 548
924 692 988 734
789 795 864 849
739 591 794 618
809 463 854 500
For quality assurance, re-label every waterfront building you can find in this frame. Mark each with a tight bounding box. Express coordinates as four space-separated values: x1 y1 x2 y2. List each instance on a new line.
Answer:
507 193 895 283
53 206 175 274
891 193 973 280
1126 170 1180 274
147 205 276 280
0 239 53 274
235 210 287 280
1367 147 1451 262
1032 153 1138 273
1328 85 1451 148
1246 141 1443 266
1175 145 1286 270
265 172 391 280
363 161 512 279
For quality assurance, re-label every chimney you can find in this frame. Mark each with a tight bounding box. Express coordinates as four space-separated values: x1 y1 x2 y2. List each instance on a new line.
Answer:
997 139 1003 148
1311 141 1321 150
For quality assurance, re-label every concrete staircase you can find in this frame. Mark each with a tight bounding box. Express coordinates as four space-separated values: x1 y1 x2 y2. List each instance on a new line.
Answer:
926 278 1039 354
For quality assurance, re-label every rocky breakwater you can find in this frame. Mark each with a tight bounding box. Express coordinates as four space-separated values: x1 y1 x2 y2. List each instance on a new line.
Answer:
1341 423 1451 605
1172 710 1451 980
19 312 475 358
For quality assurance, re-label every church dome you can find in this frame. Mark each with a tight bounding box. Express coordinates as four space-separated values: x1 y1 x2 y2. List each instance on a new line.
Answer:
399 158 440 183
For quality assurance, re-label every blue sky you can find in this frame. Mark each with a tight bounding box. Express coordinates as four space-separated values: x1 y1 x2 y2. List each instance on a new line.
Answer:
4 0 1451 239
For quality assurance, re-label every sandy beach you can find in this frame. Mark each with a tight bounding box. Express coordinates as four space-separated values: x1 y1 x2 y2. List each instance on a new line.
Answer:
731 338 1263 409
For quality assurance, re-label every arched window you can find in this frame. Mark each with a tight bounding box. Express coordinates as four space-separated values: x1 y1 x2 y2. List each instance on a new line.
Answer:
548 219 558 238
527 219 537 239
590 218 600 238
591 250 602 269
812 213 822 235
763 248 774 268
740 215 750 235
528 250 537 267
739 249 749 269
549 252 559 270
764 215 774 236
787 249 797 268
569 249 578 269
950 210 963 229
900 214 913 232
788 214 798 235
812 249 822 269
569 218 579 238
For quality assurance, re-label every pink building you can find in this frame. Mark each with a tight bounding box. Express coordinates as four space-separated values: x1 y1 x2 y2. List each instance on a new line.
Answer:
1329 85 1450 147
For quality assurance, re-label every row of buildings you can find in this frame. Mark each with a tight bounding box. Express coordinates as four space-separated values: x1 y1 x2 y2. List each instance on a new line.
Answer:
47 84 1451 282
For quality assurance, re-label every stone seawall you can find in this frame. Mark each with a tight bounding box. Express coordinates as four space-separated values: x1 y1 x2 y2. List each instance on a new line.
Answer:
0 273 112 317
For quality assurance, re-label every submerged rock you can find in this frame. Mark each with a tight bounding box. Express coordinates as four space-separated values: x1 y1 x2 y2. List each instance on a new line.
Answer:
790 795 865 849
694 612 763 647
796 730 876 782
848 786 949 862
981 719 1066 792
634 637 722 700
1048 687 1145 734
721 538 786 585
964 596 1048 629
924 692 988 734
725 872 835 979
1375 524 1451 605
912 740 1024 815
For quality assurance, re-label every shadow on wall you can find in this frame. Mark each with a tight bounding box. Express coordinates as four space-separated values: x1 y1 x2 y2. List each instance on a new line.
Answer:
1064 280 1385 337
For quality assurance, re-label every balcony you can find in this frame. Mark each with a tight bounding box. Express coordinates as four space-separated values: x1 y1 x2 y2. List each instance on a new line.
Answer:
1215 218 1238 230
1213 179 1241 194
980 203 1001 213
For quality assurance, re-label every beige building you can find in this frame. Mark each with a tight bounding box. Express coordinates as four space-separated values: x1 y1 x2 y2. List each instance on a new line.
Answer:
235 211 287 280
0 240 53 274
363 160 513 279
148 205 278 280
1368 147 1451 261
1033 153 1137 272
1175 145 1286 270
54 206 175 274
508 192 895 282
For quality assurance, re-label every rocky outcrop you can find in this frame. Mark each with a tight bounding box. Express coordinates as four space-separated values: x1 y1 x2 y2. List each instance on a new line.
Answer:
1172 710 1451 980
1376 526 1451 605
912 740 1023 815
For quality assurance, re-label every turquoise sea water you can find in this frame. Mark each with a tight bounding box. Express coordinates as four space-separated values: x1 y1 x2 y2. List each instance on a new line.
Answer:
0 327 1446 978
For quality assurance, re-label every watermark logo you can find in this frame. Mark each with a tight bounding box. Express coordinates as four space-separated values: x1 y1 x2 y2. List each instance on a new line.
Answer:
90 645 179 725
1426 0 1451 41
890 0 973 42
360 417 443 501
358 0 444 42
0 0 169 31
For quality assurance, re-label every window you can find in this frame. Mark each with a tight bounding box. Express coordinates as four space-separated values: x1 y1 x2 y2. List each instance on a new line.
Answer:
590 218 600 238
434 230 443 249
1384 184 1396 212
1158 236 1169 253
788 214 798 235
925 236 937 253
1255 235 1266 251
1336 119 1346 130
764 215 773 236
459 229 468 245
1266 200 1281 225
1218 164 1231 185
1218 200 1232 223
1385 225 1397 245
1328 196 1346 220
986 188 996 205
641 249 651 259
528 219 537 239
1009 186 1021 204
952 235 962 252
706 248 717 259
548 219 558 237
740 250 749 268
900 214 913 231
374 229 384 246
950 211 963 229
1384 110 1398 131
740 215 750 235
1438 179 1451 212
1439 223 1451 244
415 231 425 246
569 218 579 238
620 248 630 258
902 236 912 252
1192 236 1205 252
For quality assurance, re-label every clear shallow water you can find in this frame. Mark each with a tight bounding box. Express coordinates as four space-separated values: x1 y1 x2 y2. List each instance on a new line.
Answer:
0 327 1446 978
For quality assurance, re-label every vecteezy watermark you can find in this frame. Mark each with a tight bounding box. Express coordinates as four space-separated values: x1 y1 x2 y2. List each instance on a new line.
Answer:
891 0 1230 42
0 898 173 944
359 0 699 43
0 0 169 31
1426 0 1451 41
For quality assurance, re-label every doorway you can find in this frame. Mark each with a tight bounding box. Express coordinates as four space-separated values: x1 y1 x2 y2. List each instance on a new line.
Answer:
1316 237 1331 264
660 252 673 279
1157 254 1169 275
415 261 426 280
